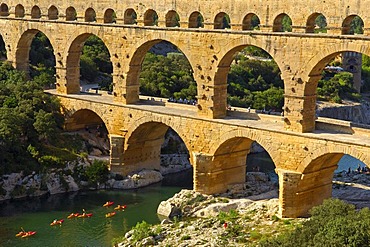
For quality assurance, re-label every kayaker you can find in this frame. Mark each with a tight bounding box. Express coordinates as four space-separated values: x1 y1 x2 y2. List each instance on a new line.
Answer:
82 209 86 217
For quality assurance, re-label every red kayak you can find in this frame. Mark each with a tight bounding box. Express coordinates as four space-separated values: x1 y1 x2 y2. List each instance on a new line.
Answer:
105 212 116 218
78 213 93 218
17 231 36 238
103 201 114 207
50 219 64 226
67 213 80 219
114 205 127 210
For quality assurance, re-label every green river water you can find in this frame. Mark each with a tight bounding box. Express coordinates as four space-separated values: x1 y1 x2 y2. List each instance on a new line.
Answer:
0 184 183 247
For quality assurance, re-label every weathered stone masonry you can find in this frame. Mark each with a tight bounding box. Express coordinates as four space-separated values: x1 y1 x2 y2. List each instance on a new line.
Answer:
1 0 370 217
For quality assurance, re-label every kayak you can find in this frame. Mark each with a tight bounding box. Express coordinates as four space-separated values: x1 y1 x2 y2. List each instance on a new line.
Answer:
105 212 116 218
103 201 114 207
78 213 93 218
114 205 127 210
67 213 80 219
50 219 64 226
18 231 36 238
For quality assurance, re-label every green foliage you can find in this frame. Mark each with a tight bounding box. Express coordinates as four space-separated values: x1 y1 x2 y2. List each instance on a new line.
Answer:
227 52 284 110
130 221 155 243
140 52 196 99
260 199 370 247
282 15 292 32
317 72 361 102
350 16 364 35
218 209 240 224
84 160 109 185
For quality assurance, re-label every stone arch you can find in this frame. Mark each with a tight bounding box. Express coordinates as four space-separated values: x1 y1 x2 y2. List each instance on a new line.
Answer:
304 43 370 96
48 5 59 20
65 32 113 94
188 11 204 28
66 6 77 21
242 13 260 30
85 8 96 22
299 146 368 173
209 129 279 166
64 108 108 133
0 3 9 17
342 15 364 35
306 13 326 33
273 13 292 32
144 9 158 26
15 29 56 75
124 8 137 24
166 10 180 27
124 37 196 103
125 115 192 154
15 4 25 18
291 146 369 217
104 8 116 23
214 43 283 118
31 5 41 19
123 118 192 175
214 12 230 29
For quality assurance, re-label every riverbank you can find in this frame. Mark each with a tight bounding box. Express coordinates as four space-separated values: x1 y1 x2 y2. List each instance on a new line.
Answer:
117 171 370 246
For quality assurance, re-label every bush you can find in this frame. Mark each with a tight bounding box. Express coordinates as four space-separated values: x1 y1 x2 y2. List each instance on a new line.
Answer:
260 199 370 247
130 221 155 243
84 160 109 185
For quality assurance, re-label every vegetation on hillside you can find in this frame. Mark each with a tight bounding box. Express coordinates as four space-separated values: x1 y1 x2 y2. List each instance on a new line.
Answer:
260 199 370 247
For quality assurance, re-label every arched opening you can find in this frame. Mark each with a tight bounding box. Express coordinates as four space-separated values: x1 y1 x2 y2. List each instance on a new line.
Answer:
144 9 158 26
0 3 9 17
306 13 327 33
308 50 368 126
124 8 137 24
212 137 277 195
342 15 364 35
15 30 56 87
29 32 56 87
137 40 197 105
216 45 283 116
66 6 77 21
65 109 110 156
31 6 41 19
124 122 193 188
297 151 369 216
273 13 292 32
85 8 96 22
214 12 230 29
242 13 260 30
188 11 204 28
66 34 112 94
334 154 370 208
104 8 116 23
166 10 180 27
15 4 25 18
48 5 59 20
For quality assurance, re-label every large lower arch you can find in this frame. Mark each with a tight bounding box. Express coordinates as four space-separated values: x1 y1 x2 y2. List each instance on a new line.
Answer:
123 38 195 104
203 130 278 194
64 108 107 132
280 146 369 217
122 120 191 177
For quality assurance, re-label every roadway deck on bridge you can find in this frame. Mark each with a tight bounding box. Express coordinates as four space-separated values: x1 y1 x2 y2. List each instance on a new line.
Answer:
46 89 370 148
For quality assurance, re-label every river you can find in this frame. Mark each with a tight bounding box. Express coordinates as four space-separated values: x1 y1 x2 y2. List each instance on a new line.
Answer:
0 176 190 247
0 154 365 246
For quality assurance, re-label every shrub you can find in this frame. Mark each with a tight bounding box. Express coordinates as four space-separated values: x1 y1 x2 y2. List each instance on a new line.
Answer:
84 160 109 186
260 198 370 247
